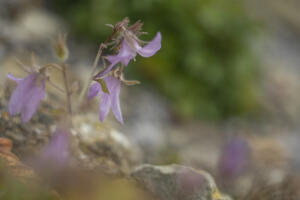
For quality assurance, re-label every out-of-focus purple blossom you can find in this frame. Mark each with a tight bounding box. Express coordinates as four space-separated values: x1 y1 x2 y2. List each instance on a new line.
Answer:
218 137 250 179
88 76 123 123
98 32 162 77
8 73 46 123
42 129 70 166
31 128 70 181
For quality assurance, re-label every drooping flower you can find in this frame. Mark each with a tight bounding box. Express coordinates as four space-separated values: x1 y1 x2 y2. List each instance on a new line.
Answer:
88 75 123 123
98 32 162 77
8 72 46 123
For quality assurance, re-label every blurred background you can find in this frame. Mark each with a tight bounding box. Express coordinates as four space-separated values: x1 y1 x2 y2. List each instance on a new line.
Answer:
2 0 300 199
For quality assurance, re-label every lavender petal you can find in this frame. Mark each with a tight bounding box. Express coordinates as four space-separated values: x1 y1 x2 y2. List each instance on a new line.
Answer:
109 78 123 123
7 73 23 83
97 60 118 78
8 73 37 116
88 82 101 99
21 80 46 122
99 92 111 122
137 32 162 57
118 41 136 66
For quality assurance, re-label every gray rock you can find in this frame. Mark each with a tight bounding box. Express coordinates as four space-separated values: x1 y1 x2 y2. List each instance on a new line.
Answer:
131 164 231 200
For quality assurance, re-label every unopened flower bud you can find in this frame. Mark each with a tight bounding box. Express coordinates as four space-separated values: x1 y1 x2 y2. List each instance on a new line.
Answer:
54 33 69 62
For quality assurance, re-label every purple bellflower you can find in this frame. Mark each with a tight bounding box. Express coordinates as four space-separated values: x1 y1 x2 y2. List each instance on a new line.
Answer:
8 72 46 123
98 32 162 77
88 75 123 123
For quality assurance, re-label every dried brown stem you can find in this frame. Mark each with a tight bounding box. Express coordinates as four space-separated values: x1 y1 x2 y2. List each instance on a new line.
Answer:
14 58 31 73
61 62 72 115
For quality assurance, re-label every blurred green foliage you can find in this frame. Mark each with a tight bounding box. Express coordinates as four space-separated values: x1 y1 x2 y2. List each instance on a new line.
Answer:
50 0 260 120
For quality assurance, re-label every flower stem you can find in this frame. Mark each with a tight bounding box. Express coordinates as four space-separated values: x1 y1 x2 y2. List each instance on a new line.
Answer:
61 62 72 115
78 43 103 104
48 79 65 94
15 58 31 73
78 26 121 106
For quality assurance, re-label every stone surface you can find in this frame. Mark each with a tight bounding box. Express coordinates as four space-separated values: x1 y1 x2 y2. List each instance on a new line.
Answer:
131 164 231 200
72 113 142 173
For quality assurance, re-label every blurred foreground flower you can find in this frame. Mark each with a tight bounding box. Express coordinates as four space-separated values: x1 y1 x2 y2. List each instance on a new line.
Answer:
88 75 123 123
8 72 46 123
32 127 70 183
39 128 70 169
218 137 250 179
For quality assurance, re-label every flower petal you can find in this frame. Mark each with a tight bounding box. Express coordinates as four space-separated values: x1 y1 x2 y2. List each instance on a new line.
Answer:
8 73 37 116
118 41 136 66
97 60 118 78
21 80 46 122
104 76 117 92
98 41 133 78
137 32 161 57
106 55 120 65
99 39 139 78
99 93 111 122
88 82 101 99
7 73 23 83
103 76 123 123
110 79 123 124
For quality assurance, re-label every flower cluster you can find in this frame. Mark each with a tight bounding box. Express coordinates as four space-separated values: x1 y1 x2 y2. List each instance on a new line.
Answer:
89 18 161 123
7 18 161 125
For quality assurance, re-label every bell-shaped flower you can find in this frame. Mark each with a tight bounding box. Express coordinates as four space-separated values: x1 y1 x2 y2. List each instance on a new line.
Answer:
88 75 123 123
8 72 46 123
98 32 162 77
